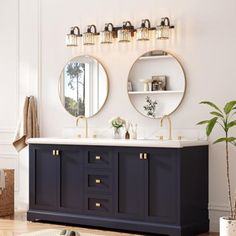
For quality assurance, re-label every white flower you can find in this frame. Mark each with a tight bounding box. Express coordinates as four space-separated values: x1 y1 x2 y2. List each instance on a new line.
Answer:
109 116 126 129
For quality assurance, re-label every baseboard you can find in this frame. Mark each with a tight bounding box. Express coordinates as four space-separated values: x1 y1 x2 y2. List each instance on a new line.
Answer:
209 204 230 232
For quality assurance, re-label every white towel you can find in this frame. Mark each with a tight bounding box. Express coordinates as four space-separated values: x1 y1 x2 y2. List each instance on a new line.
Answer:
13 96 40 152
0 169 6 195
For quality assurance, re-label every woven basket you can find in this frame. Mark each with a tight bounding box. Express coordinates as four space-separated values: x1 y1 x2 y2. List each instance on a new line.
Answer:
0 169 14 216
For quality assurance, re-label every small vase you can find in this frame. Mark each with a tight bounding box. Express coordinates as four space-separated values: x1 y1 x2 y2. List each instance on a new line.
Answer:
220 216 236 236
113 128 121 139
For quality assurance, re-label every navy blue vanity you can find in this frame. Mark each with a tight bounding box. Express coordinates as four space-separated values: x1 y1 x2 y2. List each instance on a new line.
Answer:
27 139 209 236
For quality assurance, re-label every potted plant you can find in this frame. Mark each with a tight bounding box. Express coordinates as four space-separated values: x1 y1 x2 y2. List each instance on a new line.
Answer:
197 101 236 235
110 116 126 139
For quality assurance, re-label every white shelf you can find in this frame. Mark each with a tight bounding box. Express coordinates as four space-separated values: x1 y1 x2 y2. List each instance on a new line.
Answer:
139 55 173 60
128 90 184 95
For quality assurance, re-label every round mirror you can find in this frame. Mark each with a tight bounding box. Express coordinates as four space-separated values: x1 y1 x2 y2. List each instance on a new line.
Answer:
59 55 109 118
127 50 186 119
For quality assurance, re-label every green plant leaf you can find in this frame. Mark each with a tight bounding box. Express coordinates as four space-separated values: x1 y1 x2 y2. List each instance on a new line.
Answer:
213 137 227 144
227 120 236 128
213 137 236 144
206 117 218 136
196 120 210 125
224 101 236 114
200 101 223 113
210 111 224 118
228 137 236 142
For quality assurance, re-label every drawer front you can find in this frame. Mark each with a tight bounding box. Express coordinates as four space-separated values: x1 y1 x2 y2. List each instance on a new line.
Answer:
85 195 112 216
85 171 112 193
86 150 112 169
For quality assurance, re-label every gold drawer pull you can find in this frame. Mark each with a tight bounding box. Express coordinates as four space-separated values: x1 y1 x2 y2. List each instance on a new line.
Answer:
95 156 101 160
95 202 101 207
143 153 148 160
139 153 143 160
95 179 101 184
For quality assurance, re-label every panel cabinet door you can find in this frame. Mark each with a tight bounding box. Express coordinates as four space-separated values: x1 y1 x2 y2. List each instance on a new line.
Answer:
59 146 84 213
29 145 59 211
114 148 146 220
147 148 178 224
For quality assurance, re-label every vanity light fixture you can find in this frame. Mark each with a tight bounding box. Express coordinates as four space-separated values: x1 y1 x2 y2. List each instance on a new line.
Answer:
66 17 175 46
156 17 174 40
136 19 156 41
117 21 135 42
83 25 99 45
66 26 82 47
100 23 115 44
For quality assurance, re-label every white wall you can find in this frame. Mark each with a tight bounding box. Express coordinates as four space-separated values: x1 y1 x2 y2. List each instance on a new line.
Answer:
0 0 20 206
1 0 236 232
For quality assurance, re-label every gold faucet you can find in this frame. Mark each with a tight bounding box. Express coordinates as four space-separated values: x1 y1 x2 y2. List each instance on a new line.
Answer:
160 115 172 140
76 115 88 138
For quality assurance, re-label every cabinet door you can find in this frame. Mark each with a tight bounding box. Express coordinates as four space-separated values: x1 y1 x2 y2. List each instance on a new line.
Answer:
59 146 84 213
115 148 146 220
29 145 59 211
147 148 178 223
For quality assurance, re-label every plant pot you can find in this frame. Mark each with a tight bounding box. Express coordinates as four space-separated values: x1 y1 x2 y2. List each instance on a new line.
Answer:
220 216 236 236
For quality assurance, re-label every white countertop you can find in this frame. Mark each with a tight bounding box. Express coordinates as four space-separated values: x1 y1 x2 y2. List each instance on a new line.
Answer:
27 138 208 148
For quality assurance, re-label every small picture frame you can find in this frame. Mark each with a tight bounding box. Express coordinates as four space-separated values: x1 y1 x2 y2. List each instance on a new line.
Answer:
127 81 133 91
152 75 167 91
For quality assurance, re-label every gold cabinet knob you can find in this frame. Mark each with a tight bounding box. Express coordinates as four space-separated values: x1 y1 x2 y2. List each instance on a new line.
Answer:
52 150 56 156
139 153 143 160
56 150 60 156
95 202 101 207
95 156 101 160
95 179 101 184
143 153 148 160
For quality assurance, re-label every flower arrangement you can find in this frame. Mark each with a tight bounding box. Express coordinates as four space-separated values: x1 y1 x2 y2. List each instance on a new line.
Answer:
110 117 126 139
110 116 126 129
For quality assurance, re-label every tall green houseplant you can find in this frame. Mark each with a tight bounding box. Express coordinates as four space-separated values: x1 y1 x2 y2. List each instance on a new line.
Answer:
197 101 236 220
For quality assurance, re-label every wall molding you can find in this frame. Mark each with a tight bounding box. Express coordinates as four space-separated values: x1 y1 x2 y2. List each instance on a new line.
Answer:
37 0 42 132
209 203 230 212
0 152 20 192
0 153 18 158
0 128 15 133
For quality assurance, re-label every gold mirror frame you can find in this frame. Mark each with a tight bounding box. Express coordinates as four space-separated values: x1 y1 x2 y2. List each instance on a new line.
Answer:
127 50 186 119
58 55 109 118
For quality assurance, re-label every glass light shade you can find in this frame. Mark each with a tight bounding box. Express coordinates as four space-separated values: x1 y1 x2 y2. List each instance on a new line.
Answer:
118 29 131 42
83 32 95 45
156 26 170 39
136 27 150 41
100 31 113 44
66 34 78 46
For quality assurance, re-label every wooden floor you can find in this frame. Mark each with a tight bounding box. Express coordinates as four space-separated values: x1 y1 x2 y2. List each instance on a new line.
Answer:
0 212 219 236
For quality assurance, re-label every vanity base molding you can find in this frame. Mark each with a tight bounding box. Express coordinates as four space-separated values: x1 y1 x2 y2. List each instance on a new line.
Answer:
27 210 209 236
28 144 209 236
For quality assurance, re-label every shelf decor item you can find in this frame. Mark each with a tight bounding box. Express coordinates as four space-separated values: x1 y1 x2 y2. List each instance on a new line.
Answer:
143 96 158 118
110 116 126 139
152 75 167 91
127 81 133 91
140 79 152 91
197 100 236 236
